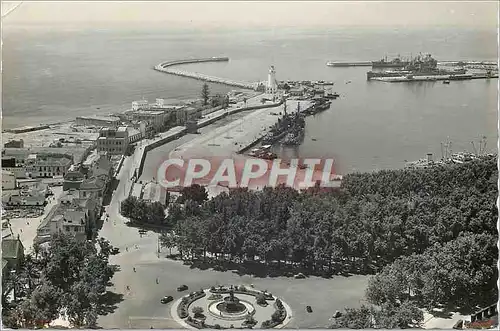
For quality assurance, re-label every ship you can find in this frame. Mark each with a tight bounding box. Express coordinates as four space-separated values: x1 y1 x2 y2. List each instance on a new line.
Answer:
261 103 305 145
367 54 467 81
281 128 305 146
372 55 410 68
324 90 340 99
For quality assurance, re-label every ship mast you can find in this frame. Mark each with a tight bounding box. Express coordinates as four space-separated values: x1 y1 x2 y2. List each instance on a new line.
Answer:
471 141 478 156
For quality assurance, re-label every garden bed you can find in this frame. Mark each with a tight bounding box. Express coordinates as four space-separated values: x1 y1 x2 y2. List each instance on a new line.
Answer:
177 290 206 319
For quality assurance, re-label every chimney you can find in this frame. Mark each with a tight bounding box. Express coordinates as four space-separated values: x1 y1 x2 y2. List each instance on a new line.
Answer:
426 153 433 162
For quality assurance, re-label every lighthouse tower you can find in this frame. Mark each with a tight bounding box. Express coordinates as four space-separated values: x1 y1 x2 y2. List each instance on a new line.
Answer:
266 66 278 96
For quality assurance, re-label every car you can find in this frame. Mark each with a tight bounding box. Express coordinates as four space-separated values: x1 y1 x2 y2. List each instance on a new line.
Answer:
111 248 120 255
160 296 174 304
294 272 306 279
177 285 188 292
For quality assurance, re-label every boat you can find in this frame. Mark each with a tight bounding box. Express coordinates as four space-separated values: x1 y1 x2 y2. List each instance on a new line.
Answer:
260 151 277 160
324 90 340 99
372 55 410 68
450 152 477 164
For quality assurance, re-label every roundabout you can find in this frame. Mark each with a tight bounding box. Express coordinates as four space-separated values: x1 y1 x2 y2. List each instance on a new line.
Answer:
170 285 293 329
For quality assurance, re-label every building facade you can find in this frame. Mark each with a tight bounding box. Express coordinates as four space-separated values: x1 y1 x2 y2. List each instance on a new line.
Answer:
97 126 129 155
25 155 73 178
76 115 121 127
2 171 16 190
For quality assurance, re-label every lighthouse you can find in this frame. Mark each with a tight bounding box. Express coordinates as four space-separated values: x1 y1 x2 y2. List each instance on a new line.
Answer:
266 66 278 96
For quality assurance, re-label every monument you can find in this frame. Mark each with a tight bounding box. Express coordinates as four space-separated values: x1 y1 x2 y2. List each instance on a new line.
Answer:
216 290 247 314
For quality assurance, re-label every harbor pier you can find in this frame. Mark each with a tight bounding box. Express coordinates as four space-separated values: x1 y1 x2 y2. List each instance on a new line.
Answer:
154 57 259 90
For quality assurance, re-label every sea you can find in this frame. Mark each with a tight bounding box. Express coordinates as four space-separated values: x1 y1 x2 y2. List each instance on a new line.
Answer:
2 24 498 173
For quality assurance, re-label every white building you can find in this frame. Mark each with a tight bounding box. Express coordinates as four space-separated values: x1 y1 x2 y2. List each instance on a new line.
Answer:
97 126 129 155
25 155 73 178
132 100 149 111
2 171 16 190
266 66 278 95
127 110 168 130
75 115 121 127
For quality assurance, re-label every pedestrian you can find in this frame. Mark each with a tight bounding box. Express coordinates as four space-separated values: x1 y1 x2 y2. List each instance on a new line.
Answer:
126 247 128 252
133 267 136 272
156 278 159 284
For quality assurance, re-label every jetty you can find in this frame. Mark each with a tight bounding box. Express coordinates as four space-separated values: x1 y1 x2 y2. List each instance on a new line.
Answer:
327 60 498 68
371 72 499 83
154 57 258 90
326 61 372 67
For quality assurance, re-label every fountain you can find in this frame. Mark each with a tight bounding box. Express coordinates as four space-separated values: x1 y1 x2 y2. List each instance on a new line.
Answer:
216 290 247 314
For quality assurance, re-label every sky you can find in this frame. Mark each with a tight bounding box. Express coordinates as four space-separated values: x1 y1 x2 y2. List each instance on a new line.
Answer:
1 1 499 29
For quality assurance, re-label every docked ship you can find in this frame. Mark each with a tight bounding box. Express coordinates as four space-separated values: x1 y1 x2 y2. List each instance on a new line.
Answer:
372 55 410 68
261 103 305 145
324 89 340 99
281 127 305 146
248 145 277 159
367 54 466 81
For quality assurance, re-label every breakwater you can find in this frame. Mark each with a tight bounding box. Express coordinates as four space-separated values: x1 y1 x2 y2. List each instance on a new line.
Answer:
4 125 50 134
154 57 258 90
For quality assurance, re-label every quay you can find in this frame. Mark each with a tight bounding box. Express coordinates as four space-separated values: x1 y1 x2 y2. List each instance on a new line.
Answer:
154 57 258 90
326 61 371 67
371 72 499 83
326 60 498 68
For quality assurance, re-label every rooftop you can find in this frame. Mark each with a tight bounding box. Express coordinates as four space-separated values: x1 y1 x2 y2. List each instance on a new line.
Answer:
32 157 72 167
76 115 120 122
3 147 87 163
2 237 24 260
80 176 106 190
131 110 165 116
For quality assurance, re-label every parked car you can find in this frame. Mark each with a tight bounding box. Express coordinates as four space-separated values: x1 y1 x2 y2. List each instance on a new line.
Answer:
111 248 120 255
177 285 188 292
161 296 173 304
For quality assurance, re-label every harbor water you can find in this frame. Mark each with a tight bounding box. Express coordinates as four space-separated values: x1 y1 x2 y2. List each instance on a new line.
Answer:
3 26 497 173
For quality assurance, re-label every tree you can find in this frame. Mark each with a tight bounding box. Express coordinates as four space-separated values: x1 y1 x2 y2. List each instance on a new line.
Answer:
160 232 177 256
245 313 257 326
178 184 208 205
376 301 424 329
13 233 119 328
331 305 375 329
201 83 210 106
192 306 204 317
120 196 137 218
256 293 267 305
